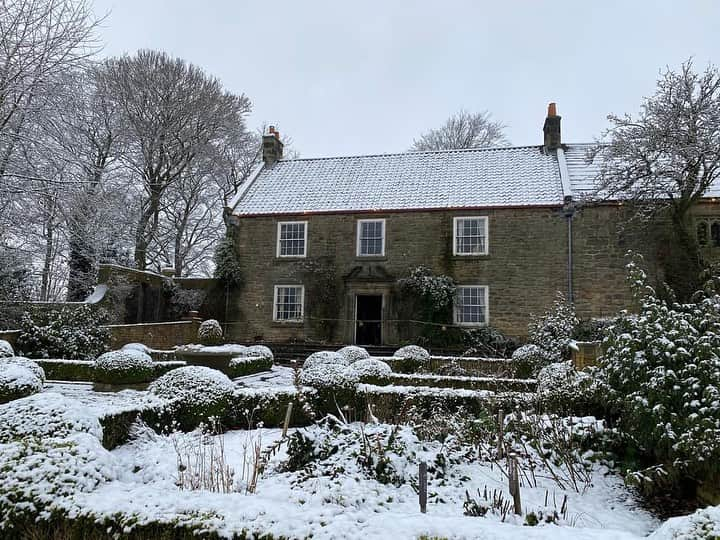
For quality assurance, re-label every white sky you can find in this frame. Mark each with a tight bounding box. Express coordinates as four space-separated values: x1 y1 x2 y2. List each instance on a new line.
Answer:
92 0 720 158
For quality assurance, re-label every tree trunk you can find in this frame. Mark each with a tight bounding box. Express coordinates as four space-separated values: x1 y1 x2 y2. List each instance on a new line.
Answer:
665 208 704 301
40 220 54 301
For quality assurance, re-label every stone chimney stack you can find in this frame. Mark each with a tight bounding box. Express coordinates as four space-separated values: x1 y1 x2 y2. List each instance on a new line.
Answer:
543 102 561 151
262 125 284 166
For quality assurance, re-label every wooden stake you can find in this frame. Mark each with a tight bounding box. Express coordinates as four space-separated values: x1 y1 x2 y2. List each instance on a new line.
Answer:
497 408 505 459
419 461 428 514
508 454 522 515
282 402 293 438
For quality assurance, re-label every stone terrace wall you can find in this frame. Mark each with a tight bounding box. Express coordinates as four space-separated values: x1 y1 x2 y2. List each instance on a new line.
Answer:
106 320 201 350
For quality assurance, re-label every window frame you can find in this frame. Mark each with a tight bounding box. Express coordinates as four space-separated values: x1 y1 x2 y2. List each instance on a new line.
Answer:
454 285 489 326
452 216 489 256
276 221 308 258
356 218 386 257
272 284 305 322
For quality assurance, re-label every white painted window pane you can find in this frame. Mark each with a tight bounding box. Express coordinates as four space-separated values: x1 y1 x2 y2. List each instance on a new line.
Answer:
455 218 486 254
456 286 486 324
275 286 303 320
279 223 306 256
359 221 384 255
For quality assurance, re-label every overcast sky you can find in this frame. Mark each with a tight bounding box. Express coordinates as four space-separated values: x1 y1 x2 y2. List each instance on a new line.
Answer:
92 0 720 158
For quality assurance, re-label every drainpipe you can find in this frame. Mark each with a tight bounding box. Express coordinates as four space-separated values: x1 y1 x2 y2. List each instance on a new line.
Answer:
563 196 575 303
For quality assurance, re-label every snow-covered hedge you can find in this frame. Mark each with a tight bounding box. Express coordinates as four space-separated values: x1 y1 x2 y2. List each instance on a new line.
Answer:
511 343 551 378
0 363 43 403
337 345 370 364
149 366 234 425
648 504 720 539
299 363 359 391
0 339 13 358
0 356 45 383
228 354 273 378
392 345 430 372
302 350 349 369
245 344 273 362
197 319 223 345
535 362 606 417
0 392 102 443
94 350 155 384
352 358 392 380
121 342 152 355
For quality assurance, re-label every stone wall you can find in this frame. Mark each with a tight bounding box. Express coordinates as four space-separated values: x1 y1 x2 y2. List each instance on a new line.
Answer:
106 320 201 350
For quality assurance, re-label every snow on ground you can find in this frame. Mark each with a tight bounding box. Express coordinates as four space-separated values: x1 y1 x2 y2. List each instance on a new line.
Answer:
44 381 161 415
234 364 295 388
82 423 659 540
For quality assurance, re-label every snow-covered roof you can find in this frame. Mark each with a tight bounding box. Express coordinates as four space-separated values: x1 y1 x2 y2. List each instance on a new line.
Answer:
564 143 603 199
229 146 566 216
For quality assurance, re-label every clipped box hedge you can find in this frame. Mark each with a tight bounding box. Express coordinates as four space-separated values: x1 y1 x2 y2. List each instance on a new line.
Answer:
227 356 273 378
380 355 523 377
34 359 186 383
361 372 537 393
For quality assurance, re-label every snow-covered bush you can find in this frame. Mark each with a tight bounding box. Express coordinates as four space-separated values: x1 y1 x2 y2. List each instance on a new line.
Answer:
337 345 370 363
197 319 223 345
94 349 155 384
511 344 551 378
648 505 720 540
299 363 359 391
0 356 45 383
302 350 349 369
0 363 43 403
535 362 608 418
392 344 431 372
0 392 102 443
15 305 110 360
149 366 234 426
352 358 392 380
0 339 13 358
528 292 578 363
245 344 273 362
599 256 720 491
228 354 273 378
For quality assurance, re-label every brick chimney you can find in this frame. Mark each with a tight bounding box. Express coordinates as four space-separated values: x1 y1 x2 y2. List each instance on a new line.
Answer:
543 102 561 151
262 125 284 166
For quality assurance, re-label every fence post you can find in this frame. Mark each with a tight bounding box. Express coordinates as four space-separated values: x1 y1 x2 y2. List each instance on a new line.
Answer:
508 453 522 515
497 409 504 459
419 461 427 514
282 402 293 438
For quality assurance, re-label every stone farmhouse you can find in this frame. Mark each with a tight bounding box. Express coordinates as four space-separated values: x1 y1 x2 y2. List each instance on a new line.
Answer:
223 105 719 345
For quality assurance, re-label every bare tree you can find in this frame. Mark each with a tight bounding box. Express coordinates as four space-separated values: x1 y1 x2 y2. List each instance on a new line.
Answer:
100 50 252 271
410 109 509 151
593 59 720 298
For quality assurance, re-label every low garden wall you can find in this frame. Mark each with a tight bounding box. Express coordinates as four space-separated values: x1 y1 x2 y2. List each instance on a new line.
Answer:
106 320 201 349
0 329 20 347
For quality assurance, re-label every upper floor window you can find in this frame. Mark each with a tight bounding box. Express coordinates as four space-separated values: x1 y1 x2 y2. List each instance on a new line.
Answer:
454 285 488 325
277 221 307 257
696 218 720 247
453 216 488 256
357 219 385 257
273 285 304 321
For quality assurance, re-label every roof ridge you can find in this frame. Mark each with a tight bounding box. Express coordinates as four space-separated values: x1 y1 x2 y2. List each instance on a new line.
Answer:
277 144 548 163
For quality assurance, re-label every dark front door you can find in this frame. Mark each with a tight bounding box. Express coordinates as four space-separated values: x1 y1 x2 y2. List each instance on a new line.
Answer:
355 294 382 345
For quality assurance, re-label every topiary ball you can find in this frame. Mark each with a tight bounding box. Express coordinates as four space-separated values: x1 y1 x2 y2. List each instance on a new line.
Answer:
0 356 45 383
303 351 349 370
121 343 152 355
0 363 43 404
198 319 223 346
511 344 551 378
352 358 392 379
337 345 371 364
149 366 234 427
94 350 155 384
0 339 14 358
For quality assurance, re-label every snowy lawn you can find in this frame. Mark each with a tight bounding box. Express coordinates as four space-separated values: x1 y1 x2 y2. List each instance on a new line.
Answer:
76 421 660 540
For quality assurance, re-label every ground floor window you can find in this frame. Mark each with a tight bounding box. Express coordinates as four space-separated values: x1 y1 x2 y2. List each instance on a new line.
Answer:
274 285 304 321
454 285 488 325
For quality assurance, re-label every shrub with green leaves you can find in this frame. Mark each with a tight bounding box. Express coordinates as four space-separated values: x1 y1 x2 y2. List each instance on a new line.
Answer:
15 305 110 360
0 363 43 403
94 350 155 384
600 256 720 490
511 344 551 378
0 339 13 358
528 292 578 363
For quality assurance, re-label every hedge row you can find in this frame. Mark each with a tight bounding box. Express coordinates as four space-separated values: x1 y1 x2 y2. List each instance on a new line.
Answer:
36 359 186 383
227 356 273 378
0 511 281 540
363 372 537 392
380 356 521 377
